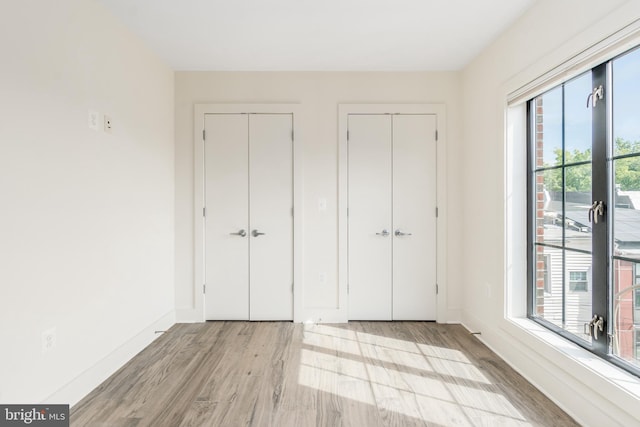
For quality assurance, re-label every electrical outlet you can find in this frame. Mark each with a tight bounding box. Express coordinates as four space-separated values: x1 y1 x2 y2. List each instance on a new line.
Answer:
42 327 57 353
104 115 112 133
319 272 327 285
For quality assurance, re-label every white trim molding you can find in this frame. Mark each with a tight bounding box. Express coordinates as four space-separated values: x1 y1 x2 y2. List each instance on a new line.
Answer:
48 311 175 407
508 20 640 106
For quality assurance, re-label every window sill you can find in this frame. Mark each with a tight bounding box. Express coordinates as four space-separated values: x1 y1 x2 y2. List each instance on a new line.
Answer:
503 317 640 401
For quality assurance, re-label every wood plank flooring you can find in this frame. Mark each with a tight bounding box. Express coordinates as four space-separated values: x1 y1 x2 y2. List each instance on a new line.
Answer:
71 322 578 427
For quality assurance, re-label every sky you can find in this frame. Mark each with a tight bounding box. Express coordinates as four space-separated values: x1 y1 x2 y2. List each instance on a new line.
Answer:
539 46 640 166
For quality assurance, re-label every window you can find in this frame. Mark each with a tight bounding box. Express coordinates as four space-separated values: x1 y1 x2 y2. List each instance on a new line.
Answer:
528 46 640 376
569 271 588 292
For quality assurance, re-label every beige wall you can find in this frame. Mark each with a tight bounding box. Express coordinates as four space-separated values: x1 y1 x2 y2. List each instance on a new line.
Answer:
0 0 175 404
175 71 463 322
461 0 640 425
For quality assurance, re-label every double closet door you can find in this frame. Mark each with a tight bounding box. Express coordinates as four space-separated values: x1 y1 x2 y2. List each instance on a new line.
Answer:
348 114 437 320
204 113 293 321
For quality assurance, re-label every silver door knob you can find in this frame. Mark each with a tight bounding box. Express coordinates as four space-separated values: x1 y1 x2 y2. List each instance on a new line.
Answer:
252 229 265 237
230 229 247 237
376 229 390 237
395 229 412 237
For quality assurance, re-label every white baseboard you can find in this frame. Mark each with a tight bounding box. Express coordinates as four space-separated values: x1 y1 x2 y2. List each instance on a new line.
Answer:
176 307 202 323
444 308 461 323
46 311 175 407
177 306 456 325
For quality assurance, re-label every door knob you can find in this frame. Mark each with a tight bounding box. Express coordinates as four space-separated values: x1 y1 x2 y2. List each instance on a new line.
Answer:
376 229 390 237
230 229 247 237
252 229 266 237
395 229 412 237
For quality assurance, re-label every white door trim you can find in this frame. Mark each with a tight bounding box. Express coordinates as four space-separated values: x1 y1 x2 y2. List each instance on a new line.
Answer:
338 104 448 323
194 104 302 323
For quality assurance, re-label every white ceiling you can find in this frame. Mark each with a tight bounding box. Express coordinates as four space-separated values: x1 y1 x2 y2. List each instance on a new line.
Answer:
97 0 536 71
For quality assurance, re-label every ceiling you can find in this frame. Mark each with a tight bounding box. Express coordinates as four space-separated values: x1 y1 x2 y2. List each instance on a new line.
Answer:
97 0 536 71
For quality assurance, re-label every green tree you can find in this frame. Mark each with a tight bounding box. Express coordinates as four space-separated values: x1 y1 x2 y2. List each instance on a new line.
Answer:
544 147 591 192
614 138 640 191
542 138 640 192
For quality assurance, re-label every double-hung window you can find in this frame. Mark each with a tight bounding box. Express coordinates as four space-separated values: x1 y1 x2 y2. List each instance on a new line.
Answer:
528 46 640 375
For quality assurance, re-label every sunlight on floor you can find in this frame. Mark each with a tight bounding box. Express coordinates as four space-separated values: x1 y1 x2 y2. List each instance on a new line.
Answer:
298 324 532 426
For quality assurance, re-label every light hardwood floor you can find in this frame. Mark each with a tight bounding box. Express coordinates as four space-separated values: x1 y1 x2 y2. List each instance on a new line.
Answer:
71 322 578 427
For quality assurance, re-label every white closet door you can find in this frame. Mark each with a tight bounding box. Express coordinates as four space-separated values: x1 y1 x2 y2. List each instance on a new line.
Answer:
348 115 393 320
392 114 437 320
249 114 293 320
204 114 249 320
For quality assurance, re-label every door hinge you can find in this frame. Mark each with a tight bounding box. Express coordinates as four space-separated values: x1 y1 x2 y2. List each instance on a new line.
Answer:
347 130 350 141
436 283 439 294
347 207 349 217
203 284 206 294
347 283 350 294
291 207 294 217
203 207 206 217
203 129 206 141
291 129 294 141
436 207 439 218
292 283 294 293
435 130 438 141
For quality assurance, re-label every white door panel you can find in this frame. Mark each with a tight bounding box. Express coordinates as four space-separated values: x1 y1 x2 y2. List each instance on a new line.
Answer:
392 115 437 320
204 113 293 321
204 114 249 320
249 114 293 320
348 115 393 320
347 113 437 321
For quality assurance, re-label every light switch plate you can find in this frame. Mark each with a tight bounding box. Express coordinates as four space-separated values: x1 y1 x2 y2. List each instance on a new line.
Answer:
88 110 100 131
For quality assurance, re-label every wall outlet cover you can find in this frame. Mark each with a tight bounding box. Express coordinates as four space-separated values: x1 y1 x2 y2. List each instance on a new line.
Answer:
42 327 57 353
104 115 112 133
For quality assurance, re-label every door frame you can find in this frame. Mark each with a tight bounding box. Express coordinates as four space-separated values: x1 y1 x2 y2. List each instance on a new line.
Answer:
194 104 302 322
338 104 448 323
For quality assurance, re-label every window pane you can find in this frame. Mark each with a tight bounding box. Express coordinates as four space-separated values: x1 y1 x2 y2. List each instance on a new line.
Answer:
533 247 592 344
564 250 592 343
613 157 640 261
564 163 592 251
564 72 592 162
534 245 563 328
535 170 563 245
613 48 640 157
534 87 563 168
612 259 640 367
